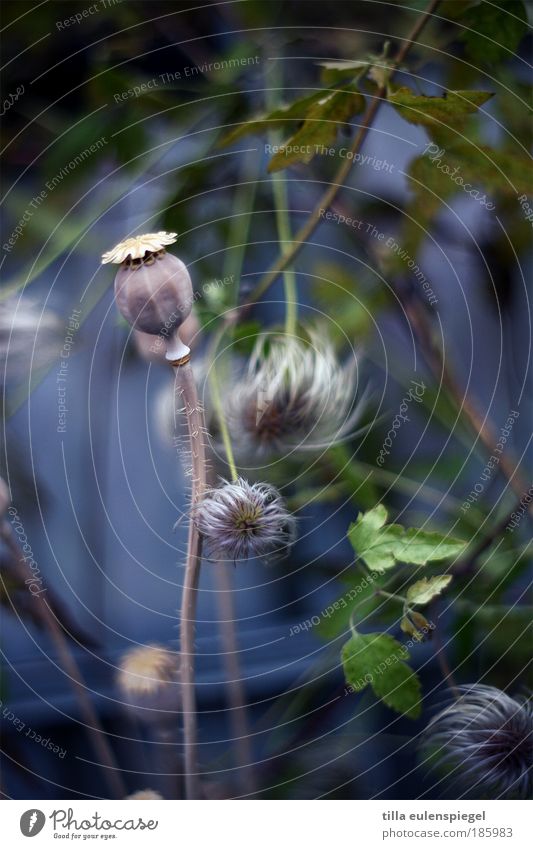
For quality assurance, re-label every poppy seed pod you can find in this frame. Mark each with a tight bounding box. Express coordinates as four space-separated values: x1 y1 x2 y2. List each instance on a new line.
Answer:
102 232 194 362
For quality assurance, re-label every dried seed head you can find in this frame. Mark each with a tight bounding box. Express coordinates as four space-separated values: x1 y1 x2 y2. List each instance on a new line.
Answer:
423 685 533 799
102 232 178 264
194 477 295 562
126 789 164 800
228 331 366 456
117 644 181 722
103 231 194 360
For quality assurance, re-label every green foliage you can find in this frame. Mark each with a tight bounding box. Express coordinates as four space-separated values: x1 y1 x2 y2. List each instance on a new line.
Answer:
410 142 533 199
406 575 453 605
388 87 493 139
220 84 365 171
348 505 467 573
221 90 331 145
342 632 421 718
459 0 529 67
318 59 371 85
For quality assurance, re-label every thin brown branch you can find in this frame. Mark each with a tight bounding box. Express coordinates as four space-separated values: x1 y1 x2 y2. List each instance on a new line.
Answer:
0 521 126 799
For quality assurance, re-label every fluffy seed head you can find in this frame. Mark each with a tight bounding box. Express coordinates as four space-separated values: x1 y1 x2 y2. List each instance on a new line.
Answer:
194 477 295 562
117 644 180 721
126 789 164 800
423 685 533 799
228 331 366 456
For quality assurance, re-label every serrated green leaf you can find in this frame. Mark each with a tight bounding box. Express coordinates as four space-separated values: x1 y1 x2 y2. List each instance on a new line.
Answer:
348 506 466 573
268 86 365 172
342 632 421 718
220 90 328 146
406 574 453 605
388 87 493 137
460 0 528 67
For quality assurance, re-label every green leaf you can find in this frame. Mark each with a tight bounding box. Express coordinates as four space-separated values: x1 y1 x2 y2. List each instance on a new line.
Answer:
410 143 533 200
342 632 421 718
388 87 493 137
406 575 453 605
318 59 370 85
268 86 365 172
348 506 466 573
220 90 328 146
460 0 529 67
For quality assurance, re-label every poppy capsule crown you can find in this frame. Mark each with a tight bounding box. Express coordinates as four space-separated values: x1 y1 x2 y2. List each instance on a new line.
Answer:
102 232 194 362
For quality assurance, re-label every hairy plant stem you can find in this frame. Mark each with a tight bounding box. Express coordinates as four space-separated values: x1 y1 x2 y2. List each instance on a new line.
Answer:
0 520 126 799
174 361 207 800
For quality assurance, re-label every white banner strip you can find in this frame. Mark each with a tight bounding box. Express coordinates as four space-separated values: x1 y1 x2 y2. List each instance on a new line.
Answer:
2 799 530 848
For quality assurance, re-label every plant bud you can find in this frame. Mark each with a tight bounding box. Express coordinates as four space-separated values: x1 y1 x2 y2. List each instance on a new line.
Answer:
102 232 194 361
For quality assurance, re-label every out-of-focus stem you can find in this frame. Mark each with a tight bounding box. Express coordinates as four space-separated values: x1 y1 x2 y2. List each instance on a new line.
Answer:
214 562 257 796
267 61 298 337
0 521 126 799
174 361 207 800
